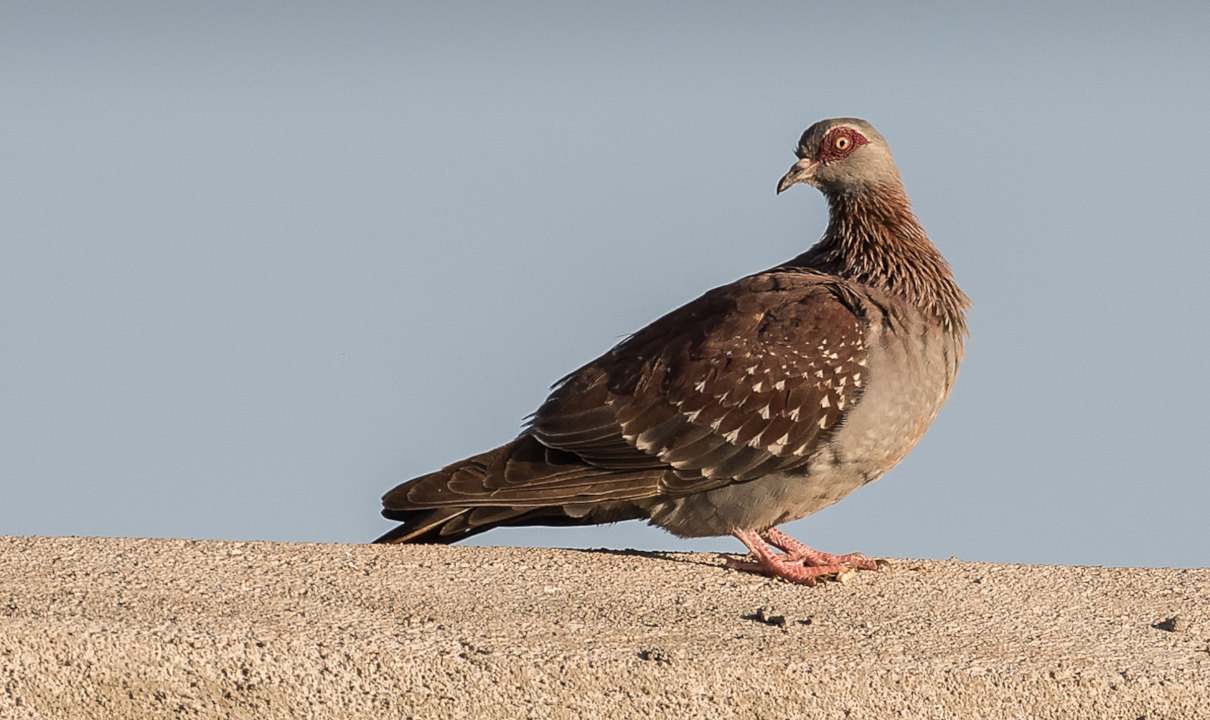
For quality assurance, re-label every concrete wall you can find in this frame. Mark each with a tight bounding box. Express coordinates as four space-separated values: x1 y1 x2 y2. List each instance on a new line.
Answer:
1 536 1207 718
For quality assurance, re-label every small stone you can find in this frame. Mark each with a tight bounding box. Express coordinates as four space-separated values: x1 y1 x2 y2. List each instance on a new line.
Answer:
746 607 787 627
638 647 673 664
1152 616 1187 633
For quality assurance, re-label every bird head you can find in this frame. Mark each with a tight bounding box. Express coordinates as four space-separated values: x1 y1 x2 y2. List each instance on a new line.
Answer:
777 118 900 196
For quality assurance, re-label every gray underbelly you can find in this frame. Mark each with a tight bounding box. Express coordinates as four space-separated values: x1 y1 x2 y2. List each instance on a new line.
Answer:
641 463 875 538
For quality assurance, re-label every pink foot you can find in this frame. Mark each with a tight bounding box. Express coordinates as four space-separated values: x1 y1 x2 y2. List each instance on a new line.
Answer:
725 554 848 586
728 528 880 585
761 527 879 571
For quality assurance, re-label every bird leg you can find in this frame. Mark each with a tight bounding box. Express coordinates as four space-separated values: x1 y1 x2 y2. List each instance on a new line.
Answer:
728 529 854 586
760 527 879 571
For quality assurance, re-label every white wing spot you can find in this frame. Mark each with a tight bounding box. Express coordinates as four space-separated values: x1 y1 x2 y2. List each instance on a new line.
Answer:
768 432 791 452
820 396 830 408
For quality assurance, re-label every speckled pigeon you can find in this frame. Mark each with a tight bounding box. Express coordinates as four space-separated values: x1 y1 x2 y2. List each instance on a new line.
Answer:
377 117 969 585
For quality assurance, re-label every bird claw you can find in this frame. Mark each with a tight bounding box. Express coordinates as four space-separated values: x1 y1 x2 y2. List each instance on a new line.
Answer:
726 554 848 586
785 550 879 572
760 527 880 571
729 528 882 585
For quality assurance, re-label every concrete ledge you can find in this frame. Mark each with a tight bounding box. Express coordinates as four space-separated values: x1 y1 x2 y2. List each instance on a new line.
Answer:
1 536 1207 719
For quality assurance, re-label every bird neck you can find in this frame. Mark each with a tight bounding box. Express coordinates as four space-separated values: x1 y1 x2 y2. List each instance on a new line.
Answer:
789 182 969 335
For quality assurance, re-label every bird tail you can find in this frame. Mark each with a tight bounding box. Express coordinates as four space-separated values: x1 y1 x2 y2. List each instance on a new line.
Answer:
373 508 477 544
375 436 655 544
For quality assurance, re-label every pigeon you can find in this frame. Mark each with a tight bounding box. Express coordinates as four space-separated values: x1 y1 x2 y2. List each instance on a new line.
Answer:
377 117 969 585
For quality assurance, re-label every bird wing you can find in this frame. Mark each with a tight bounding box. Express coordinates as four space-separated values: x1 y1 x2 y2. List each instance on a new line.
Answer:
526 270 872 497
385 271 872 519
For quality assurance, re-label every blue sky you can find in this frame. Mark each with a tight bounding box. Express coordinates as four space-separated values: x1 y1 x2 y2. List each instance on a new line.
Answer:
3 2 1208 566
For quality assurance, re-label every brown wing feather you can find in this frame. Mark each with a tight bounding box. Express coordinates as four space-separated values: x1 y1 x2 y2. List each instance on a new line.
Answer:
530 271 871 490
390 436 667 508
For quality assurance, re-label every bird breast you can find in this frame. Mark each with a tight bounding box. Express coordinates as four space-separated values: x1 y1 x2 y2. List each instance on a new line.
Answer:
812 310 962 485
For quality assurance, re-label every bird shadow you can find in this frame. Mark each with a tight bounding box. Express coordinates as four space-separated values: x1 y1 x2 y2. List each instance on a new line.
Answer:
564 546 738 570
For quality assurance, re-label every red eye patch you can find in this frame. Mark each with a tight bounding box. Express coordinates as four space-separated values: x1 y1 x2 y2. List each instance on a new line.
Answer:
817 127 869 162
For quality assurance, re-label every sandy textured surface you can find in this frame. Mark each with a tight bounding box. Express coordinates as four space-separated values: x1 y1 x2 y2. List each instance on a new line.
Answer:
1 536 1208 719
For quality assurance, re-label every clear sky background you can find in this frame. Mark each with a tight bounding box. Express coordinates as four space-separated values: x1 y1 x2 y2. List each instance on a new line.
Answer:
3 2 1208 567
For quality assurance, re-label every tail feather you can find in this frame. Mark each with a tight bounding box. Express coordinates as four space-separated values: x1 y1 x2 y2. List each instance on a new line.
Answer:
376 435 654 544
374 508 473 544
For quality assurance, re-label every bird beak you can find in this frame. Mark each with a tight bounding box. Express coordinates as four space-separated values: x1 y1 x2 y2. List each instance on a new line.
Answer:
777 158 817 194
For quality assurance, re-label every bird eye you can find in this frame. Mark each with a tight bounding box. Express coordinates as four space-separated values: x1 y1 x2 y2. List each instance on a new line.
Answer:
834 136 851 151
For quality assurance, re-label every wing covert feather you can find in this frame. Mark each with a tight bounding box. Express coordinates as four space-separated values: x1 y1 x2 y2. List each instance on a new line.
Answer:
530 272 871 494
